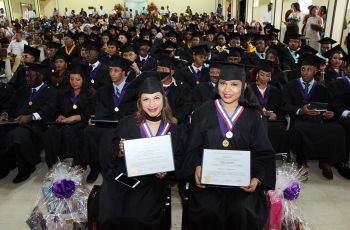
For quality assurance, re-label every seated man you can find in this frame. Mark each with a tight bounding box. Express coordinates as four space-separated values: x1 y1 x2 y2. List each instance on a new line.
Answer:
0 63 57 183
282 54 350 180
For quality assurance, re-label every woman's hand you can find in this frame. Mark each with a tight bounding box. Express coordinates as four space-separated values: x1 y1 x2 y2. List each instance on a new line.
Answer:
156 172 167 179
195 166 205 188
323 110 334 120
268 112 278 121
240 178 260 193
118 138 126 158
130 62 141 75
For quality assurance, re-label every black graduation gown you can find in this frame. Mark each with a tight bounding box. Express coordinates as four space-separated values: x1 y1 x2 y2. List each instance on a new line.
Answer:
324 67 344 86
59 45 80 63
192 82 217 109
44 88 94 168
98 116 183 230
180 101 276 230
0 84 57 174
271 68 288 90
126 69 137 83
136 56 157 71
251 83 289 153
78 84 137 170
0 83 13 111
8 65 26 90
282 79 346 165
175 45 193 63
328 78 350 155
41 58 56 73
165 80 193 124
175 65 210 89
45 71 69 91
279 48 297 71
88 63 111 90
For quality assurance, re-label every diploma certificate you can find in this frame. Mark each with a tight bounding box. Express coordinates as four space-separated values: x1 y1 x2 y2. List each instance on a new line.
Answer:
201 149 250 187
124 135 175 177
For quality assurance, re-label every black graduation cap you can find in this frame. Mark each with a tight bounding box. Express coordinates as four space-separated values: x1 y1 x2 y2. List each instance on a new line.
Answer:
191 45 209 55
227 32 241 41
77 32 87 38
70 62 91 79
162 40 177 49
227 23 235 30
323 45 347 59
138 39 152 47
25 63 48 76
122 45 138 54
187 23 198 31
227 47 245 57
24 45 40 61
64 31 76 40
298 53 326 66
47 41 62 49
206 60 224 69
296 45 318 56
191 31 203 38
266 33 278 41
53 51 69 62
91 26 100 32
101 30 111 37
166 30 178 38
85 42 100 51
155 54 174 69
107 39 121 47
205 28 216 36
108 25 117 30
161 25 174 32
318 37 336 45
118 31 130 40
140 29 151 37
253 34 266 42
241 33 253 42
250 58 274 72
127 71 168 94
269 27 280 34
109 55 133 71
288 33 303 40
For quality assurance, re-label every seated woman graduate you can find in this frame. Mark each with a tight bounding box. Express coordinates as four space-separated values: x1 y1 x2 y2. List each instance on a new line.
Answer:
97 71 184 230
44 62 95 168
180 63 276 230
250 59 289 153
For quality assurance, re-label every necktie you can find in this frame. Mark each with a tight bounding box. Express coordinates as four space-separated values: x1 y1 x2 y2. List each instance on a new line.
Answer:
303 82 310 95
116 87 120 98
141 59 146 65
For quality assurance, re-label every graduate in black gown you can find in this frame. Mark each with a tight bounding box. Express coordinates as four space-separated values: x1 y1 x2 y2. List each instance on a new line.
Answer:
181 63 276 230
250 59 289 153
156 55 193 124
135 39 157 71
9 45 41 90
175 45 210 89
41 41 62 73
193 61 220 109
328 57 350 177
0 83 13 111
282 53 350 180
121 45 141 82
265 48 288 89
0 63 57 183
44 63 94 168
98 72 184 230
45 51 69 90
78 56 137 183
85 42 111 89
59 31 80 63
323 45 347 86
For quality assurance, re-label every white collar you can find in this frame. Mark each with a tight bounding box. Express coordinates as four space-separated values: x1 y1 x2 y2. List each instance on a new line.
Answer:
190 63 203 72
163 77 177 87
32 82 44 91
140 55 149 61
90 61 100 68
299 78 315 86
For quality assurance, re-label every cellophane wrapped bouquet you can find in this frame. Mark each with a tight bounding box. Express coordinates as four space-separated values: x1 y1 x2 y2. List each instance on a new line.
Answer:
266 161 313 230
26 161 90 230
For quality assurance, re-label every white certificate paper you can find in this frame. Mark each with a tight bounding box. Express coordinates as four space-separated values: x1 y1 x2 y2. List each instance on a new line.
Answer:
124 135 175 177
201 149 251 187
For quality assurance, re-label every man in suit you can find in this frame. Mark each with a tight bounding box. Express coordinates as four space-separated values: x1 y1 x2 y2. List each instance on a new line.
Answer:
135 40 157 71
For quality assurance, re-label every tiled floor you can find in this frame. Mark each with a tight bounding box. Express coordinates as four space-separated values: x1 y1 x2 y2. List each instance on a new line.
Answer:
1 161 350 229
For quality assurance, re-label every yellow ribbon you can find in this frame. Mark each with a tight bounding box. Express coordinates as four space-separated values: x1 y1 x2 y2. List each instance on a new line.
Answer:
65 44 76 55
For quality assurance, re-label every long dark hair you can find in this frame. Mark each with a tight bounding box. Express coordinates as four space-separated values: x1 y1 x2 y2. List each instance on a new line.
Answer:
66 65 94 99
292 3 301 12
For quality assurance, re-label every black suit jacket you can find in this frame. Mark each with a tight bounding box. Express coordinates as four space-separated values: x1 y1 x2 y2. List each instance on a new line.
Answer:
328 78 350 118
175 65 210 89
193 82 217 109
136 56 157 71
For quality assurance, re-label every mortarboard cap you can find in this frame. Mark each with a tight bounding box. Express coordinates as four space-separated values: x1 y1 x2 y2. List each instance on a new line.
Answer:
24 45 40 61
323 45 347 59
191 45 209 55
318 37 336 45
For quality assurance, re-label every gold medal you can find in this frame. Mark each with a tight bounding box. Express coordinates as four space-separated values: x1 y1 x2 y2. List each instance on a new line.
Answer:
222 139 229 147
51 69 55 73
196 80 200 85
114 107 119 112
73 104 77 110
91 79 95 84
262 107 267 112
28 101 33 106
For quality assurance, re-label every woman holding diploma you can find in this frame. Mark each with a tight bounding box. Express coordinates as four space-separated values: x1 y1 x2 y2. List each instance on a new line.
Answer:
44 63 94 168
181 63 276 230
98 72 184 229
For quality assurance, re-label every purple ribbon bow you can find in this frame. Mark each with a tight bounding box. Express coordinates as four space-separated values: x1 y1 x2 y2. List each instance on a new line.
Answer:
51 179 76 199
283 182 300 201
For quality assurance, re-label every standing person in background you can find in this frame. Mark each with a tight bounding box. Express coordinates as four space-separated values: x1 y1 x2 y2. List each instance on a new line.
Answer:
0 8 5 26
304 6 323 51
261 3 273 26
318 6 327 38
284 3 302 44
7 31 28 73
186 6 192 17
227 4 232 20
53 8 59 17
217 4 223 18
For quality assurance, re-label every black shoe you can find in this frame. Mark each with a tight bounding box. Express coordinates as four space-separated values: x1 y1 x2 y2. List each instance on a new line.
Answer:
86 169 100 183
335 162 350 179
12 173 31 184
